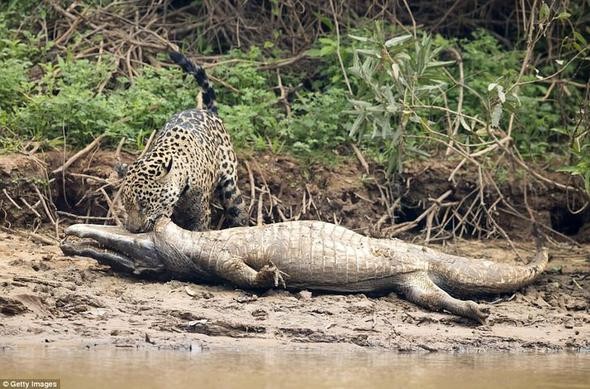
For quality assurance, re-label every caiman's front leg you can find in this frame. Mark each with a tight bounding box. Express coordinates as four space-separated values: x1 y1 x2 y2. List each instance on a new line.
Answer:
395 272 489 324
216 253 286 289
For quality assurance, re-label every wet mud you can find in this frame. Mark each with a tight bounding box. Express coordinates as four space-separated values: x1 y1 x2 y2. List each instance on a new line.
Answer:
0 230 588 352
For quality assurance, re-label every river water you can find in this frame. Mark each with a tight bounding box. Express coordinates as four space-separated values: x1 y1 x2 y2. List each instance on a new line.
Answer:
1 346 589 388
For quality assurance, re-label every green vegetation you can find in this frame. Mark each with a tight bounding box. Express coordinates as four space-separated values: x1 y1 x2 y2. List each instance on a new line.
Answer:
0 1 588 192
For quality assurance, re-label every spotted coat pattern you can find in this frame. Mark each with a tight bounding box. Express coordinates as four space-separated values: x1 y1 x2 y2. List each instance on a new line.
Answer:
120 54 247 233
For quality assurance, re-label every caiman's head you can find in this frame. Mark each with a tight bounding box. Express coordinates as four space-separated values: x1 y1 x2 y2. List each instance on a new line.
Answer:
120 153 184 233
60 224 164 275
61 218 199 280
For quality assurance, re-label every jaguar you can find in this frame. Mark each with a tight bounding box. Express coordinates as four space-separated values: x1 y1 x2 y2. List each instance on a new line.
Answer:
120 51 247 233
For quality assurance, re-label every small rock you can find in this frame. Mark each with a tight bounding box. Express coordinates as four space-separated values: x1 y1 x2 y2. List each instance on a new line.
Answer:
185 286 198 297
235 292 258 303
263 289 292 298
564 321 574 329
565 299 588 311
0 297 29 316
31 261 51 271
296 290 312 300
110 329 120 336
8 259 25 266
32 285 50 294
546 282 560 291
145 333 155 344
251 309 268 320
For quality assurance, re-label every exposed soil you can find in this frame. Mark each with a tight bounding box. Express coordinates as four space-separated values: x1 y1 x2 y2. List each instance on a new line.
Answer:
2 149 589 241
0 150 589 352
0 230 588 352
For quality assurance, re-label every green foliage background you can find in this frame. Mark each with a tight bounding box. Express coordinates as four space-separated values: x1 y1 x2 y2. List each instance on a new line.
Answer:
0 1 588 190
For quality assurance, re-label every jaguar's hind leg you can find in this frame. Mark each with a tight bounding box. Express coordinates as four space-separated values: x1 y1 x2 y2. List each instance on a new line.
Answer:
214 142 248 227
217 175 247 227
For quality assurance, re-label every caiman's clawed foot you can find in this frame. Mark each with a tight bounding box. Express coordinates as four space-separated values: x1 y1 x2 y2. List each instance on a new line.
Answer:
256 263 287 288
464 301 490 324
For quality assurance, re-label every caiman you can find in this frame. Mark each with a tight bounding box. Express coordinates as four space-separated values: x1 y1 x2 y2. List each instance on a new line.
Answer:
60 219 548 323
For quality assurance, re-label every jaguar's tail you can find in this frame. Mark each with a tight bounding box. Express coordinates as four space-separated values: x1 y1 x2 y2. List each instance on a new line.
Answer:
169 51 217 114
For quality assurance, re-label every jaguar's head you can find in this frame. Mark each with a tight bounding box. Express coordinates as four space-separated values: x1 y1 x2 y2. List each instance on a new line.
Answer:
120 155 183 233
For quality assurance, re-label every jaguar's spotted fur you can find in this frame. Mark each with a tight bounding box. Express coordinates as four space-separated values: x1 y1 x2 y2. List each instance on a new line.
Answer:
120 52 247 233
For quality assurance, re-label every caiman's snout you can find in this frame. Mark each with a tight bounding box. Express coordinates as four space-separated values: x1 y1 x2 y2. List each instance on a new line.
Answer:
61 223 165 275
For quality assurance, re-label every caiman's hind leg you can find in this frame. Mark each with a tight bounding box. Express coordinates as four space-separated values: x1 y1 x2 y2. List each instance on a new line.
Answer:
396 272 489 324
216 255 286 289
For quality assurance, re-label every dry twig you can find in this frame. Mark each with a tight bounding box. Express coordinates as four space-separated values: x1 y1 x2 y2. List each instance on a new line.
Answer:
52 134 106 175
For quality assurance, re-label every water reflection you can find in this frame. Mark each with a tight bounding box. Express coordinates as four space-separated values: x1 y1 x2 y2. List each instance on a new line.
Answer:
1 346 588 388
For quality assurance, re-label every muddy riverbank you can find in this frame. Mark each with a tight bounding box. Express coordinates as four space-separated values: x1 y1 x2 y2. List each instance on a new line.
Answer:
1 229 588 352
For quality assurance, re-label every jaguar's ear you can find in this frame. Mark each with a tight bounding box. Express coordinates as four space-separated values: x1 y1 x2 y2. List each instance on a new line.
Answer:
157 156 174 181
164 156 173 173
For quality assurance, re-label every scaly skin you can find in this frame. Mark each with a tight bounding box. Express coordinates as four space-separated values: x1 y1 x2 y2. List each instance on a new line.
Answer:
61 219 548 323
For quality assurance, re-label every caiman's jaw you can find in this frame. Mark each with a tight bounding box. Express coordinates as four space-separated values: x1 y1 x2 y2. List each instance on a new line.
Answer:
61 235 138 273
61 224 165 275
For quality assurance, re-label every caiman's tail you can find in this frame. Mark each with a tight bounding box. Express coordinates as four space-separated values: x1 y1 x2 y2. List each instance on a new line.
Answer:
428 232 549 297
169 51 217 114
